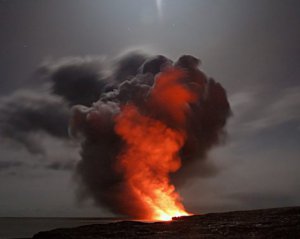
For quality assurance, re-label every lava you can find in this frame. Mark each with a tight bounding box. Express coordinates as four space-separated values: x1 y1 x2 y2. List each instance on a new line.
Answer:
114 68 196 220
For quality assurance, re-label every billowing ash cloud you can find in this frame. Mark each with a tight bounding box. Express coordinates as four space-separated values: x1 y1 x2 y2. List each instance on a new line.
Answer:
71 52 231 217
39 56 108 106
111 51 149 83
0 90 69 154
0 50 231 217
0 56 109 156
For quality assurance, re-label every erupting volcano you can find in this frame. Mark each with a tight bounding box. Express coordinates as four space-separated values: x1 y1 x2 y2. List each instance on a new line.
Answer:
71 52 231 221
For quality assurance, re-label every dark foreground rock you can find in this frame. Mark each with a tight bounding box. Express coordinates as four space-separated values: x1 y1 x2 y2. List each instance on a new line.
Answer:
32 207 300 238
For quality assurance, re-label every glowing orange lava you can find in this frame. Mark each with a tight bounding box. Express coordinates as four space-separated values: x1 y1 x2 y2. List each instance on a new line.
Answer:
114 68 196 220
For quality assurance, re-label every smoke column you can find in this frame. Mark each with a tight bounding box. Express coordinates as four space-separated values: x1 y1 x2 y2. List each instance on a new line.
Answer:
71 52 231 220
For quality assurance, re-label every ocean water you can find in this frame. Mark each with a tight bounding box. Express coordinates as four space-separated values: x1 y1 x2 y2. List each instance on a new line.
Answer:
0 217 121 239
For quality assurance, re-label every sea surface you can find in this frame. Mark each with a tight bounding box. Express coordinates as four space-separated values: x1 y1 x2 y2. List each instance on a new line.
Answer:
0 217 122 239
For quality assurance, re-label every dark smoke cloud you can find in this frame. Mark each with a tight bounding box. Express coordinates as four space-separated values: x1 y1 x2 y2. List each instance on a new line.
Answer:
0 56 111 156
172 56 231 185
39 57 108 106
0 50 230 216
71 52 231 217
111 51 149 82
0 90 69 154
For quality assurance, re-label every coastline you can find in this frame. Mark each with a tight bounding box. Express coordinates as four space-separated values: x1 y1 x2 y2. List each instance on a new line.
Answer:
31 207 300 239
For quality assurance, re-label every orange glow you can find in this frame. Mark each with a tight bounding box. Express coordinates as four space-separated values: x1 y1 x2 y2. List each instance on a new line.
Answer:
150 68 198 125
114 68 196 220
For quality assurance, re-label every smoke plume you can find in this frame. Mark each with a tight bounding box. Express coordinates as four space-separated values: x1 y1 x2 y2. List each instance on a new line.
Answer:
71 51 231 219
39 56 108 107
0 90 69 154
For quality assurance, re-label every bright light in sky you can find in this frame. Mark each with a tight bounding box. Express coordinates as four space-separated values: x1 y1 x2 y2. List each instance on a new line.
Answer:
156 0 163 20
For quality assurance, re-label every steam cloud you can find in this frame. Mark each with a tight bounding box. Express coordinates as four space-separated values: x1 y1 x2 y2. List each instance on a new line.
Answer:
70 51 231 217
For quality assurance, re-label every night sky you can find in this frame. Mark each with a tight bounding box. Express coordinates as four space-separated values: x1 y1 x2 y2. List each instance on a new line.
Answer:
0 0 300 217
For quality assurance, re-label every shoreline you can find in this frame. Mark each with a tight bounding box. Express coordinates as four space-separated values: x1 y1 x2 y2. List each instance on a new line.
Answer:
31 206 300 238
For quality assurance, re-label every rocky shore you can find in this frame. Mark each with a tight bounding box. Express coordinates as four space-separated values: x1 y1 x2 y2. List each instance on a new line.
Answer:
32 207 300 238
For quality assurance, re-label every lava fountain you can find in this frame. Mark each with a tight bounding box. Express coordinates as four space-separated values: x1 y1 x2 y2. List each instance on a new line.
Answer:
114 68 196 220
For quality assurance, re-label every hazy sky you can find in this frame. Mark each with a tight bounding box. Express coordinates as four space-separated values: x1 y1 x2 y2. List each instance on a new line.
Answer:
0 0 299 217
